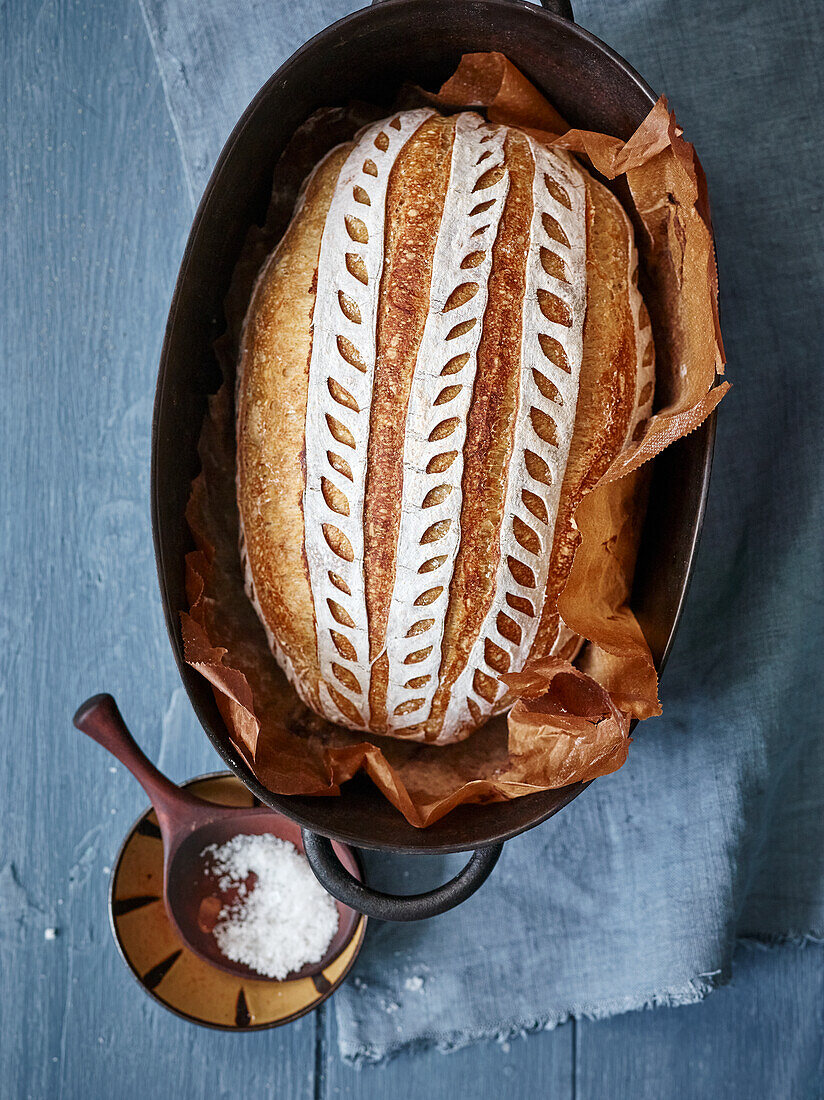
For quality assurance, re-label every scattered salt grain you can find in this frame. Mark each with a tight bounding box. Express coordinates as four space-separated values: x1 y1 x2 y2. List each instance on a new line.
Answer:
201 834 339 980
404 975 424 993
44 928 58 941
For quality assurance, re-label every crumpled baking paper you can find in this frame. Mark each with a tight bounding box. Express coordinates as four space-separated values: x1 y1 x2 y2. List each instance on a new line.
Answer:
181 53 727 827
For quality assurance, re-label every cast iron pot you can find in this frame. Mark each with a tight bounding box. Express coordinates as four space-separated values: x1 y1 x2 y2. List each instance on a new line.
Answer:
152 0 717 921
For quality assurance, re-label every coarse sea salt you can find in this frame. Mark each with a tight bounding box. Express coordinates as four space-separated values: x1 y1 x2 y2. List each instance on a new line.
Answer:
201 834 339 980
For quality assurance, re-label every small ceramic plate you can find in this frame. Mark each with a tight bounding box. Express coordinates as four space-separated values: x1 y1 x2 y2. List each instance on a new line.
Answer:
108 771 367 1030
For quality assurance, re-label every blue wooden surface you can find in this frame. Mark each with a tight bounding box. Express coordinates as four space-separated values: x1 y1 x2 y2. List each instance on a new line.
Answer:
2 0 823 1096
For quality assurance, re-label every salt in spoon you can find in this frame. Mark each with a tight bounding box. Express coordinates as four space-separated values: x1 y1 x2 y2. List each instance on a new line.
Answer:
73 693 359 982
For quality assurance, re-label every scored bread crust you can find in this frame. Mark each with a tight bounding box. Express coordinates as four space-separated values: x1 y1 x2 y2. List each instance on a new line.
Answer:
236 109 654 745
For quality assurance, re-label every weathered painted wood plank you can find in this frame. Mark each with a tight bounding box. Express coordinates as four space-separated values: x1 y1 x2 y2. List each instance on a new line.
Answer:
0 0 316 1096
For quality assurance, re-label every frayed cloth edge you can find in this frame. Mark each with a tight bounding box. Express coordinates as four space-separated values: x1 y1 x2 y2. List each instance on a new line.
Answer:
738 930 824 949
338 930 824 1067
339 970 728 1067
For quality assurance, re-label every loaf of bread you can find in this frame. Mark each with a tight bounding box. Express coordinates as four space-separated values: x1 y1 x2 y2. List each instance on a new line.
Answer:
236 109 654 745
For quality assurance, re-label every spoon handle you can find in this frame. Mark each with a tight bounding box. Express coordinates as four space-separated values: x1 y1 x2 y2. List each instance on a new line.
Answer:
73 693 198 829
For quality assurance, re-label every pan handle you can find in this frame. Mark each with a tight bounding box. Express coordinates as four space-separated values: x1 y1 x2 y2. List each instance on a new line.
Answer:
302 831 503 921
537 0 574 18
370 0 574 17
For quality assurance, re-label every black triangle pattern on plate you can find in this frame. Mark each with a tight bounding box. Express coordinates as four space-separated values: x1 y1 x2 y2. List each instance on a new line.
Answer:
112 894 160 917
143 950 183 990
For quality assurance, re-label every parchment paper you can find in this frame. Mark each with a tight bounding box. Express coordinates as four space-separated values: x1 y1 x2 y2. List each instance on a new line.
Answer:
181 54 727 827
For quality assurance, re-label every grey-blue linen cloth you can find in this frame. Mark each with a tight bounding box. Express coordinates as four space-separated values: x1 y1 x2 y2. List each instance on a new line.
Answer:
138 0 824 1063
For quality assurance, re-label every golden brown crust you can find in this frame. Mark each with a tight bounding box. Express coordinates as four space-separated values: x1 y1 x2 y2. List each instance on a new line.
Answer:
365 116 456 726
236 145 350 702
533 174 643 660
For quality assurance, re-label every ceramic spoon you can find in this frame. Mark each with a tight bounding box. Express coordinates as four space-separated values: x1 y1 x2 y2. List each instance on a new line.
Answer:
73 693 360 982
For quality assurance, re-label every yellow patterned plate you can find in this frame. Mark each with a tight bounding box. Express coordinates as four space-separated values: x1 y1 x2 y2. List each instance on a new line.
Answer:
108 771 367 1030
